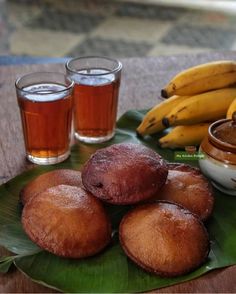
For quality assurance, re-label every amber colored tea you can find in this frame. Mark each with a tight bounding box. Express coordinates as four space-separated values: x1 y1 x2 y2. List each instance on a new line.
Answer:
17 83 73 159
73 69 120 140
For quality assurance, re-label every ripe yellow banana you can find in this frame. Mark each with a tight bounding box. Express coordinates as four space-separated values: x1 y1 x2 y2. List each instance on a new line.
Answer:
159 123 210 149
227 97 236 119
162 88 236 127
136 95 190 136
162 60 236 98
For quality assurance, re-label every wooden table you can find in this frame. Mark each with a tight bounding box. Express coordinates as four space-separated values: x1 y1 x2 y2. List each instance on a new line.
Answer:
0 52 236 293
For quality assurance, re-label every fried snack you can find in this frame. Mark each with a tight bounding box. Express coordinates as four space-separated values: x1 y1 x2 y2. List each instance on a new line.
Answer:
119 201 210 277
22 185 111 258
20 169 83 205
82 143 168 205
157 163 214 221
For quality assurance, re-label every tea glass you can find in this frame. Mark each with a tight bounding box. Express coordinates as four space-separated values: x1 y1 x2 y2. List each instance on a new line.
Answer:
66 56 122 144
16 72 74 165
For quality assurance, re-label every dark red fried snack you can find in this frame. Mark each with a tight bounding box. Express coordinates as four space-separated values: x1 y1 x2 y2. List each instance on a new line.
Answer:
22 185 111 258
156 163 214 221
81 143 168 205
119 201 210 277
20 169 83 205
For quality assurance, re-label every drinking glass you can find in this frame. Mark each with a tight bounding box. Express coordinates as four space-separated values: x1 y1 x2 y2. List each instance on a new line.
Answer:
66 56 122 143
16 72 74 165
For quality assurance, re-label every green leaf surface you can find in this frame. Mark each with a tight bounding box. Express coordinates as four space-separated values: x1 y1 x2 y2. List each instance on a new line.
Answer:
0 257 14 273
0 224 40 255
0 109 236 292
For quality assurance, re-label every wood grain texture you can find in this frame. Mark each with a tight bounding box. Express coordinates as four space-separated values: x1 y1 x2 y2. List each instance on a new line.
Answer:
0 52 236 292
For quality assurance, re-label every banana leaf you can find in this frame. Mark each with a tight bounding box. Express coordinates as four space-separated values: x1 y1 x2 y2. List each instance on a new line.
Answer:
0 109 236 293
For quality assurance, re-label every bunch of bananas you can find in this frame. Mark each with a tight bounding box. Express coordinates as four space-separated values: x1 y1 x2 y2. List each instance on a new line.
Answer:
137 60 236 149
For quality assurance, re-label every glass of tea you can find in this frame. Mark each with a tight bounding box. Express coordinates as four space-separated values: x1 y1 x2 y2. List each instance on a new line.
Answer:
66 56 122 143
15 72 74 165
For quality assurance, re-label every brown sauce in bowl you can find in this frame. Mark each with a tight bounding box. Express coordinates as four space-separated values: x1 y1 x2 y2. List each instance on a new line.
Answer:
213 113 236 145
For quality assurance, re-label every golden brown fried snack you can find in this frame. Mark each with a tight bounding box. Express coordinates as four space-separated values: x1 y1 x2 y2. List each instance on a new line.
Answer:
20 169 82 205
82 143 168 205
119 201 210 277
156 163 214 221
22 185 111 258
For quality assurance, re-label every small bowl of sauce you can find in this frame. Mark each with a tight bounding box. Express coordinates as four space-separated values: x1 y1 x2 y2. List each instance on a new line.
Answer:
199 113 236 195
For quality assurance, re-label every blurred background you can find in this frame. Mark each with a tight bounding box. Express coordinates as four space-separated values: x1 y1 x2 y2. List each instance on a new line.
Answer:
0 0 236 59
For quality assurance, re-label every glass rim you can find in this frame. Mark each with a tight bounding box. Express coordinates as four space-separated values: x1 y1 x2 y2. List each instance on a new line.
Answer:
15 71 74 95
65 56 122 76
